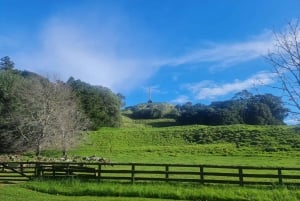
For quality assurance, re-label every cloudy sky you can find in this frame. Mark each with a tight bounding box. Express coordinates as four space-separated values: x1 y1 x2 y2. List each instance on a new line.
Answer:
0 0 299 110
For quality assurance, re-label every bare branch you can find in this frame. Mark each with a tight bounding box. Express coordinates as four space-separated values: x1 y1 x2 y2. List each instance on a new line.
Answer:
266 20 300 118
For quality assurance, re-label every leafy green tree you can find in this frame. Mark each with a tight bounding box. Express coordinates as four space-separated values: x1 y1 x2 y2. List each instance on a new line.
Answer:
243 94 288 125
0 56 15 70
0 70 25 153
232 90 253 100
67 78 122 129
175 92 287 126
244 102 273 125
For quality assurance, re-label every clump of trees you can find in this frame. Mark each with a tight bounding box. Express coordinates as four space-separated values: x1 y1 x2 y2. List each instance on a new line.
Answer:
0 56 122 155
124 90 288 126
123 103 179 119
175 90 288 125
67 78 123 129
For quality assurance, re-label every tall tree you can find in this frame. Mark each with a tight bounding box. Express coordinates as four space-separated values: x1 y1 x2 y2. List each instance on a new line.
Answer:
0 70 25 153
0 56 15 70
1 72 88 156
67 78 122 129
12 76 57 156
53 81 89 156
266 20 300 118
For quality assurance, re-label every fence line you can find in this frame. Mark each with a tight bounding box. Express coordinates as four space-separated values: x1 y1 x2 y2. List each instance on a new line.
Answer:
1 162 300 186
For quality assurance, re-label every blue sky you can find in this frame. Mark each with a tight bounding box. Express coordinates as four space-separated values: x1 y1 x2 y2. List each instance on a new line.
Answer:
1 0 300 113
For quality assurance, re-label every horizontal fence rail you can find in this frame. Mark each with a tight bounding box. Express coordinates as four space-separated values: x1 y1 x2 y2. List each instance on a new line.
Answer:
1 162 300 186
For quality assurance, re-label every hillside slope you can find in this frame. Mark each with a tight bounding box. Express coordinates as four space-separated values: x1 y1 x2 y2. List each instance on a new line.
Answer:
73 118 300 165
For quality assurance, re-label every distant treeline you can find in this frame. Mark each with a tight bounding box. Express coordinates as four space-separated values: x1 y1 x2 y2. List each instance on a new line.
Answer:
123 90 288 125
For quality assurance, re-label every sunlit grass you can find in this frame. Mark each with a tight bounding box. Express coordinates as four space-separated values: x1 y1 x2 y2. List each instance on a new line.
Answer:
0 184 174 201
20 179 300 201
67 121 300 167
2 119 300 200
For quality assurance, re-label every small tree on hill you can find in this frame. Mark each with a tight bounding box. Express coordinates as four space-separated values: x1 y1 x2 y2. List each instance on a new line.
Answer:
0 56 15 70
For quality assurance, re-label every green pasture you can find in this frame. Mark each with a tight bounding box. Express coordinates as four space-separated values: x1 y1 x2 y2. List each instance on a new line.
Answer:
66 119 300 167
2 118 300 200
0 184 174 201
2 180 300 201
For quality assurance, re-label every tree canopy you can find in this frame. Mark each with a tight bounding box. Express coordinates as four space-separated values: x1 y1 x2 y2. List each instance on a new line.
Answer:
67 78 122 129
122 91 288 126
0 56 15 70
175 91 288 125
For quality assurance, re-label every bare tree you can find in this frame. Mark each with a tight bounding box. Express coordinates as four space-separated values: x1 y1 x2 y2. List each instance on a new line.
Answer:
266 20 300 118
13 77 57 156
53 81 89 156
12 77 89 156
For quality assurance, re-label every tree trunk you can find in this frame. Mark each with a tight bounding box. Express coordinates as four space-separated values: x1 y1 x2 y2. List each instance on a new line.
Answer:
35 144 41 156
62 149 67 157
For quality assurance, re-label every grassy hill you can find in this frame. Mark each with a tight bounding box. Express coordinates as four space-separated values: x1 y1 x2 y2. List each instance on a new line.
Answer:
69 117 300 166
3 117 300 201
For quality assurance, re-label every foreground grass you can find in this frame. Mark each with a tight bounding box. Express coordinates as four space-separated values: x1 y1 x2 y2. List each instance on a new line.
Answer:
0 184 175 201
19 179 300 201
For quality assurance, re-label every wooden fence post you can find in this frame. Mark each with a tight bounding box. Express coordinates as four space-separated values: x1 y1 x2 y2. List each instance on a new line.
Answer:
200 165 204 184
35 163 41 177
5 162 300 186
20 163 23 175
278 168 283 185
67 163 70 176
98 164 101 182
165 165 169 182
238 167 244 186
131 164 135 183
52 164 55 177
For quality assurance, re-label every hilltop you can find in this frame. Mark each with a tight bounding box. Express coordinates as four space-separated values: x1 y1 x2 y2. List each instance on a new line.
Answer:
122 91 288 126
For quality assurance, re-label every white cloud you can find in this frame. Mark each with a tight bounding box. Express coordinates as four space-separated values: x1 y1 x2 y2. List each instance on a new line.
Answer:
160 31 274 69
185 72 276 100
170 95 190 104
284 118 299 125
16 11 159 93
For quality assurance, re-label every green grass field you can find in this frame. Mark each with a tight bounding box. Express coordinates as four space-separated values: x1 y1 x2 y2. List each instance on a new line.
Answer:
0 184 177 201
2 180 300 201
67 119 300 167
2 118 300 200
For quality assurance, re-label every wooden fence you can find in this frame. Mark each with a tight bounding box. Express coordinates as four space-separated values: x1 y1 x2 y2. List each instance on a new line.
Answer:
1 162 300 186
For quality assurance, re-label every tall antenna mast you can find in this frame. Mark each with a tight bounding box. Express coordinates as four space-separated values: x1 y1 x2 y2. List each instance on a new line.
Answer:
148 86 152 103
